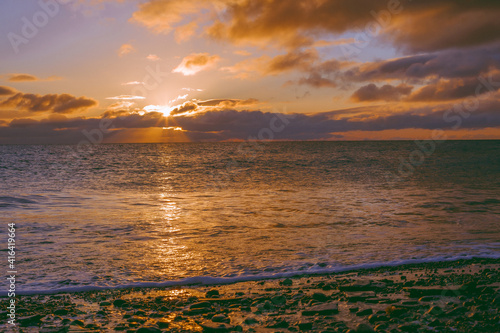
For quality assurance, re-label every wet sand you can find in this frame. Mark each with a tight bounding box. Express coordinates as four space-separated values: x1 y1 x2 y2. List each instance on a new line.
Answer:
1 258 499 332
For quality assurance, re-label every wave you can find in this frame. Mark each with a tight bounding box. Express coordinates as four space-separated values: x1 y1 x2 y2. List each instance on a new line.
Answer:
9 253 500 296
0 195 39 204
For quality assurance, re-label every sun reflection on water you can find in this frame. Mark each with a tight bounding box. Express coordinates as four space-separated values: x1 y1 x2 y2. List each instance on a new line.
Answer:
148 195 195 277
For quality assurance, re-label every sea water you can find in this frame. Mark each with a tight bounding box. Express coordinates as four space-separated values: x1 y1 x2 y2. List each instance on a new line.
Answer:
1 141 499 294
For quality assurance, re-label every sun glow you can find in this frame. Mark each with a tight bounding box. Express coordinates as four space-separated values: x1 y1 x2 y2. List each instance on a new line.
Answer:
143 104 174 117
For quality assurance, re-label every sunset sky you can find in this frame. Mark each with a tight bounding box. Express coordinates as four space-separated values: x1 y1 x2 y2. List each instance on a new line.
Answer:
1 0 500 143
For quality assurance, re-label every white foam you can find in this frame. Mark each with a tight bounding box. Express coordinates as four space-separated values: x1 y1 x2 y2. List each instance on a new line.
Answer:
9 254 500 296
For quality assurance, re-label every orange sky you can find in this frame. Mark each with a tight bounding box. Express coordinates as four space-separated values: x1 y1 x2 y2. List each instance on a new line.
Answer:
0 0 499 143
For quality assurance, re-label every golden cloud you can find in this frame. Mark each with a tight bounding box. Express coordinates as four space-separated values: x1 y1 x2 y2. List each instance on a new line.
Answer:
118 43 135 57
130 0 219 35
0 91 98 114
7 74 62 82
0 86 17 96
130 0 500 53
173 53 220 75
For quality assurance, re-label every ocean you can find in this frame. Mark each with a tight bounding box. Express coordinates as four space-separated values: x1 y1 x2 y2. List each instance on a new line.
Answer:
1 141 499 294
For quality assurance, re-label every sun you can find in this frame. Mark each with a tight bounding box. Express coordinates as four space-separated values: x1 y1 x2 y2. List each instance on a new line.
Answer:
143 105 173 117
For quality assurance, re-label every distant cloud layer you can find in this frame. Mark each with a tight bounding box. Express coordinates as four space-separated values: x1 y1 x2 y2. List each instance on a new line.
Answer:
8 74 38 82
0 86 17 96
1 91 499 143
7 73 62 82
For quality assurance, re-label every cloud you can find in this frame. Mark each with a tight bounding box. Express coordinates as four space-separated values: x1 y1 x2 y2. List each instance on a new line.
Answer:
8 74 37 82
7 74 63 82
146 54 160 61
0 92 97 114
234 50 252 56
107 101 135 110
203 0 500 52
130 0 219 35
407 74 500 102
118 43 135 57
106 95 146 100
265 49 318 74
223 50 347 82
169 98 259 116
131 0 500 57
292 58 349 88
198 98 258 107
168 94 189 104
173 53 220 75
121 81 144 86
0 86 17 96
181 88 204 92
313 38 356 47
174 21 198 42
178 96 500 140
2 94 500 143
169 101 199 116
296 73 337 88
343 43 500 82
386 3 500 52
351 83 413 102
127 0 500 99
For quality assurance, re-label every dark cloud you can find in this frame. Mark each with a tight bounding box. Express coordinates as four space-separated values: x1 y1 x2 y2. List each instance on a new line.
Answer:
344 44 500 82
0 86 17 96
2 95 499 143
351 83 413 102
225 50 347 84
169 98 259 116
0 92 98 114
265 49 318 74
204 0 500 51
294 59 344 88
387 3 500 52
297 73 337 88
407 74 500 102
129 0 500 97
170 101 198 116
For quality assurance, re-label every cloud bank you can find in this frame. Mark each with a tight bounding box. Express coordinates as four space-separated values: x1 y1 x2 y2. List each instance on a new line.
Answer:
0 90 98 114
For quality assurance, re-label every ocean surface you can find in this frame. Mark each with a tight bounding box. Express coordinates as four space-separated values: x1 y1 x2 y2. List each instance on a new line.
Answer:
1 141 499 294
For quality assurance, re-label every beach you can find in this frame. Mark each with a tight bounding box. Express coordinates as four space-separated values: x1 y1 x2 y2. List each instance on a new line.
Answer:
2 258 499 332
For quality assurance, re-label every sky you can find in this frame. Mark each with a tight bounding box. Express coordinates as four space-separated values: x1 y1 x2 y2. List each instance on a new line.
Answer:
0 0 500 143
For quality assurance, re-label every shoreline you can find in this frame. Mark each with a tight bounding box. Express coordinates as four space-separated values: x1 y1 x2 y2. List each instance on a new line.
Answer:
1 257 499 332
7 255 500 297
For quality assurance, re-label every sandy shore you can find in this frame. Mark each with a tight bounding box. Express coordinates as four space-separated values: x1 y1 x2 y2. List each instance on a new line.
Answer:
1 258 499 332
